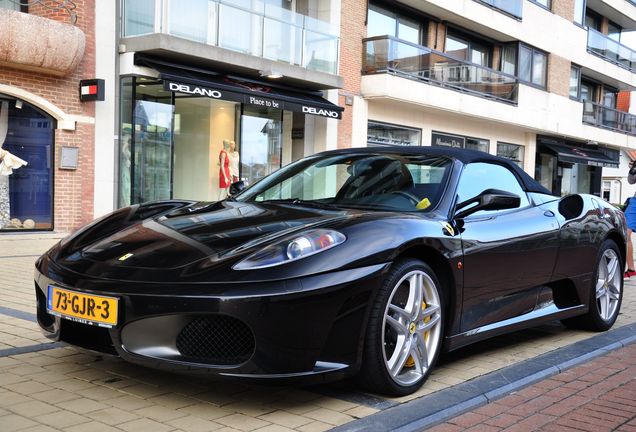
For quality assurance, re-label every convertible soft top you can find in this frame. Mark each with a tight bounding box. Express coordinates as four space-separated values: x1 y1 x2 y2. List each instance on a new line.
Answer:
321 147 553 196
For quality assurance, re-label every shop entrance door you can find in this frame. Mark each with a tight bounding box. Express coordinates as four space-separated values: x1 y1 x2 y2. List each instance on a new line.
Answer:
240 105 283 187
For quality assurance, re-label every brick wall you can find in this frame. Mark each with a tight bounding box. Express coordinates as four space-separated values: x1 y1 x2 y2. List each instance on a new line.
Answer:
338 0 368 148
547 54 571 98
553 0 575 22
0 1 95 232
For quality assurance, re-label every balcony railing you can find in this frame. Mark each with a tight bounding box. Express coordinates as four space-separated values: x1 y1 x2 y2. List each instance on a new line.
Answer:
583 100 636 135
475 0 523 19
587 28 636 72
363 36 518 104
121 0 339 75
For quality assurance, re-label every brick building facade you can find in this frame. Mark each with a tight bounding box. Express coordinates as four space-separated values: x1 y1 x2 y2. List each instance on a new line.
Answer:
0 1 95 232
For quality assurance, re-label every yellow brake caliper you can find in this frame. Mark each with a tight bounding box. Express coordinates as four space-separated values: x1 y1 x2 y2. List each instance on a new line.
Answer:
405 300 429 368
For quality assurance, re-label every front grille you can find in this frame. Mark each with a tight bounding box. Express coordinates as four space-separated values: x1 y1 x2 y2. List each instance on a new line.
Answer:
176 316 255 365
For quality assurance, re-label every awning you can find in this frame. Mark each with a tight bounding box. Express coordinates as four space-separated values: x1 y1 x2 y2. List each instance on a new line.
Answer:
135 55 343 119
540 142 619 168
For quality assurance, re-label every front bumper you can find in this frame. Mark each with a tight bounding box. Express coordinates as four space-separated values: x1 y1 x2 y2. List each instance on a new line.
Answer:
35 256 388 382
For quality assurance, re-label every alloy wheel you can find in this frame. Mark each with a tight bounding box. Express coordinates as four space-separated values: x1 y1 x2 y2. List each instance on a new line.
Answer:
596 248 621 321
381 270 442 387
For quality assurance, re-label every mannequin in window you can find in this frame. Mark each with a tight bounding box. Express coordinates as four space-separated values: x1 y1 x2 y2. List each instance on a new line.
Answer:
228 140 240 184
218 139 231 200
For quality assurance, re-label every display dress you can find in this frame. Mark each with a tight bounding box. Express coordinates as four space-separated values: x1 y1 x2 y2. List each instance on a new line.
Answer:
219 149 231 188
229 151 240 183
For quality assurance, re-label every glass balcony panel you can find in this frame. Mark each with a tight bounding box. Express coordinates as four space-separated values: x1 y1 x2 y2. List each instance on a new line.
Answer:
263 17 302 65
304 30 338 74
363 37 518 103
168 0 215 44
477 0 522 18
304 15 338 36
264 0 302 26
221 0 264 14
587 28 636 72
582 100 636 136
122 0 339 76
123 0 156 36
218 3 263 56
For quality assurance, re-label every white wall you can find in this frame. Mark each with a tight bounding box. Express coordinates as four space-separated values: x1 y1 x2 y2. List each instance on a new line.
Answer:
94 0 117 217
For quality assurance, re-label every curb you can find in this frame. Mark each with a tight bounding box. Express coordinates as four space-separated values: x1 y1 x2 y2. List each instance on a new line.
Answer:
331 322 636 432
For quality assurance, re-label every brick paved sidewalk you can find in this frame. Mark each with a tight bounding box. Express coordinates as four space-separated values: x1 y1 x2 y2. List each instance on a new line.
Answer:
430 342 636 432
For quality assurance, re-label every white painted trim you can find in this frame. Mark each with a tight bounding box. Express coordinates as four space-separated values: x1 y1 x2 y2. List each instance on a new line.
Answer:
0 84 93 130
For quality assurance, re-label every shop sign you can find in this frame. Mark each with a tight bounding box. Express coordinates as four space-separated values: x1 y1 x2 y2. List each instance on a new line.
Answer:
163 79 343 119
166 82 222 99
432 132 466 148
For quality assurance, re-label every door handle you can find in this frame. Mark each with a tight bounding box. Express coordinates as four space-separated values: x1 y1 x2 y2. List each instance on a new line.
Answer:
543 210 555 217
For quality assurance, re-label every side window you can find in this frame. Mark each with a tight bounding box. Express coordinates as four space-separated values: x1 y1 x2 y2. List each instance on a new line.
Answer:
456 163 529 216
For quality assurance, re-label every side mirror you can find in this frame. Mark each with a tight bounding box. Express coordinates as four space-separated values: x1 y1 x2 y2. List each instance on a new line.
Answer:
455 189 521 219
229 180 246 196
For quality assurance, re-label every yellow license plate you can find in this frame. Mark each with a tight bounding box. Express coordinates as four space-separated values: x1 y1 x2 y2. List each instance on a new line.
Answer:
47 286 118 327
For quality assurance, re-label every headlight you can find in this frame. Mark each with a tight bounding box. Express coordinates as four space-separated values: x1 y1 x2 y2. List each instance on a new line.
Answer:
233 229 346 270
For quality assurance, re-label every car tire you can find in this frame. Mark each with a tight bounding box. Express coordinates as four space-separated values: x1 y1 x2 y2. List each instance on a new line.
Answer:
359 259 445 396
562 239 623 332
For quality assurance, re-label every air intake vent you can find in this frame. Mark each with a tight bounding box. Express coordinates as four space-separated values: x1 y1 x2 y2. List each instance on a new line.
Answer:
176 316 255 365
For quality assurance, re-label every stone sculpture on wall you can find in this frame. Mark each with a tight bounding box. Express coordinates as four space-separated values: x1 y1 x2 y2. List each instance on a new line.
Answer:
0 101 28 230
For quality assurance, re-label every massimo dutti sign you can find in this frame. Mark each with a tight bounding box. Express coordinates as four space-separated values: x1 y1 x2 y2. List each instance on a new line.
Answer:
164 80 343 119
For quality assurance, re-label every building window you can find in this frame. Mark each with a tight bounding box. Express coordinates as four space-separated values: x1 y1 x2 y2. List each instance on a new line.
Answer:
580 79 596 102
367 2 425 45
368 121 421 147
497 142 524 168
585 8 601 31
432 131 490 153
445 29 492 67
569 66 581 99
500 43 517 75
519 44 547 88
574 0 585 25
529 0 550 10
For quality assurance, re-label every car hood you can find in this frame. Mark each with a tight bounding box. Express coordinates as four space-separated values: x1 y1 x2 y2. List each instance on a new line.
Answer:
50 200 355 278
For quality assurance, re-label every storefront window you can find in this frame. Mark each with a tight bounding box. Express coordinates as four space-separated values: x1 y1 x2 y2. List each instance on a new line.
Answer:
0 97 54 231
173 97 240 201
497 142 524 168
119 76 293 206
536 153 556 192
432 131 489 153
240 105 282 187
367 121 421 147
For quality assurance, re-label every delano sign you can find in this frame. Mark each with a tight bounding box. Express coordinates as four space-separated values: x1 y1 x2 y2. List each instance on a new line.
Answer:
167 82 222 99
163 79 343 119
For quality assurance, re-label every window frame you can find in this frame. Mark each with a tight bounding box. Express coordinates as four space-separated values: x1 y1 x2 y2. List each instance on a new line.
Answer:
518 43 548 90
569 65 581 100
367 120 422 147
367 1 427 45
528 0 551 12
496 142 525 168
445 27 494 67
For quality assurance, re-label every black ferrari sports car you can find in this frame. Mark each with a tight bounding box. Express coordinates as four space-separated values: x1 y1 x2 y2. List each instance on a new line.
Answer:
35 147 626 395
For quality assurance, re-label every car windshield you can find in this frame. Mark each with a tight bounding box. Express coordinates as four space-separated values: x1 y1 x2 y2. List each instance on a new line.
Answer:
235 153 452 212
